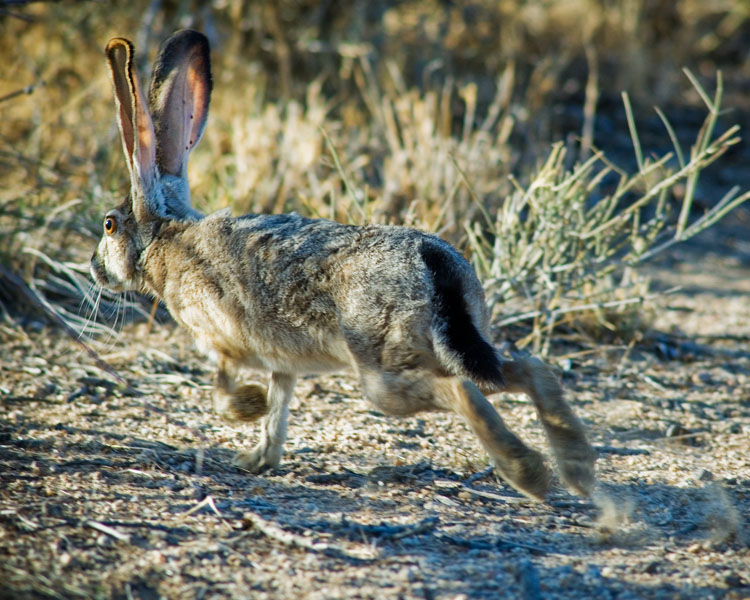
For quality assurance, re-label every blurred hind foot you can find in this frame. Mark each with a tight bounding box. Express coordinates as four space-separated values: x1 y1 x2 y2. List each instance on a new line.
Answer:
228 384 269 421
492 447 552 501
556 449 597 497
436 378 552 501
501 356 597 496
216 382 269 422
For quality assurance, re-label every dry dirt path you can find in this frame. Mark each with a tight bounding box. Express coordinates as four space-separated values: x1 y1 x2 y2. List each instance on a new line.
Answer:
1 236 749 600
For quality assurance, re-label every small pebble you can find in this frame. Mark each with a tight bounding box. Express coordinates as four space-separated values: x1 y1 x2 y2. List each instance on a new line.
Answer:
725 573 747 588
691 372 712 385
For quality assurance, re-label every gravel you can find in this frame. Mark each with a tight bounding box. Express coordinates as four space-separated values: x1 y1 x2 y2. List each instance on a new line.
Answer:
1 254 749 599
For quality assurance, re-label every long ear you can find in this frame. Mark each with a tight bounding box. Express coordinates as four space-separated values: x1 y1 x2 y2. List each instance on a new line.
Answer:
148 29 212 180
105 37 161 221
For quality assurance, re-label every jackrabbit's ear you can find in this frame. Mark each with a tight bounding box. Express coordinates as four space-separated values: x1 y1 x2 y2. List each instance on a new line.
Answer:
148 29 212 180
105 37 161 221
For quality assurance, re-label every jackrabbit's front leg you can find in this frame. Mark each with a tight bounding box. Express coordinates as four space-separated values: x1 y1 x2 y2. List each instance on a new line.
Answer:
234 372 296 472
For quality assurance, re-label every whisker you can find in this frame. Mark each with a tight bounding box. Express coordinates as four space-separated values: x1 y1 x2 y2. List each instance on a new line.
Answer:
79 282 100 340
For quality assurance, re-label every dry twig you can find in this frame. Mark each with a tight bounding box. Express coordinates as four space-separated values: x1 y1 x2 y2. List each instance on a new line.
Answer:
242 510 378 562
85 520 131 543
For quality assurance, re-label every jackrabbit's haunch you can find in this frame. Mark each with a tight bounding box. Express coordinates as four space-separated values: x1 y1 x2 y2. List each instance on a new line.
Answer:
91 30 597 501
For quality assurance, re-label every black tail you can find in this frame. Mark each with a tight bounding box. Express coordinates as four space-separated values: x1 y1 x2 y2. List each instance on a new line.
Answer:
420 240 504 387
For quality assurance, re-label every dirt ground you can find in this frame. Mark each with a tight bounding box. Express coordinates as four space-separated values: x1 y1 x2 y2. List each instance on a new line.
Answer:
1 227 750 600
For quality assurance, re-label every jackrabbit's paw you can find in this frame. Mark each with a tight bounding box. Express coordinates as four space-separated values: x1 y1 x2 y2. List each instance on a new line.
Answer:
556 449 597 497
217 383 268 422
234 443 282 473
493 449 552 502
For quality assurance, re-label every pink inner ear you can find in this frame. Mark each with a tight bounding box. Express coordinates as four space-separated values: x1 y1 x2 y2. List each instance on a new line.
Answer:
187 63 209 150
107 41 137 171
151 39 211 179
107 37 159 199
117 98 135 167
155 68 191 176
131 69 158 192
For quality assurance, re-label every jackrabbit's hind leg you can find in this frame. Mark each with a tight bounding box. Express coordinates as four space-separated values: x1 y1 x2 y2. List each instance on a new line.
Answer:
435 378 552 501
215 365 269 422
501 356 597 496
234 372 296 473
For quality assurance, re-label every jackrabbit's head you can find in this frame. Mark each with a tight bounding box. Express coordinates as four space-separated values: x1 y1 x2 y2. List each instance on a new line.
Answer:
91 30 212 291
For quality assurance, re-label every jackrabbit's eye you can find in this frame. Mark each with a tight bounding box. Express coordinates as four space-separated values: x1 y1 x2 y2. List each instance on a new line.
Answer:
104 216 117 235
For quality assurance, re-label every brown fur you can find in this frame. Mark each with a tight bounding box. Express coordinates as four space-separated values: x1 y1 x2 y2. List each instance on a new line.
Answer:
91 30 597 501
493 356 597 496
215 366 269 422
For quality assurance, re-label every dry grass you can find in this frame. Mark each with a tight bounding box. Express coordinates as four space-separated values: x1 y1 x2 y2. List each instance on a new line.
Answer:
466 73 749 351
1 0 749 350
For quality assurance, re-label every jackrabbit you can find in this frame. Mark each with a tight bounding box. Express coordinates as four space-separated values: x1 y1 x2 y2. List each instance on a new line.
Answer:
91 30 596 500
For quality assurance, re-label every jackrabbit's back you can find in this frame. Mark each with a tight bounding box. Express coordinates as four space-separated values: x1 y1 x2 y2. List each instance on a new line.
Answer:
147 212 488 376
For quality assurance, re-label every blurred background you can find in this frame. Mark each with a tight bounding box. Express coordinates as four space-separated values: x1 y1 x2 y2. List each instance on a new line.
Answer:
1 0 749 347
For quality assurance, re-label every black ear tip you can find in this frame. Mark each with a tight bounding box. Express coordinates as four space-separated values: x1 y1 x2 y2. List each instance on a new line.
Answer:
177 29 208 42
162 29 210 52
153 29 211 81
105 37 134 59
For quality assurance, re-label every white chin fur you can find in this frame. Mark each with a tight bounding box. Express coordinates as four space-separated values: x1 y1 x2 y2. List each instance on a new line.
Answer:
90 255 131 292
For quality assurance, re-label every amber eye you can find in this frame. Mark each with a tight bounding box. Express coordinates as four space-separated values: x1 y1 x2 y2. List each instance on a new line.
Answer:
104 216 117 235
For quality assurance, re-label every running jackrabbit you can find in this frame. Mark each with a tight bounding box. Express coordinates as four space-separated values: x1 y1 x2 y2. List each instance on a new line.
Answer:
91 30 596 500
